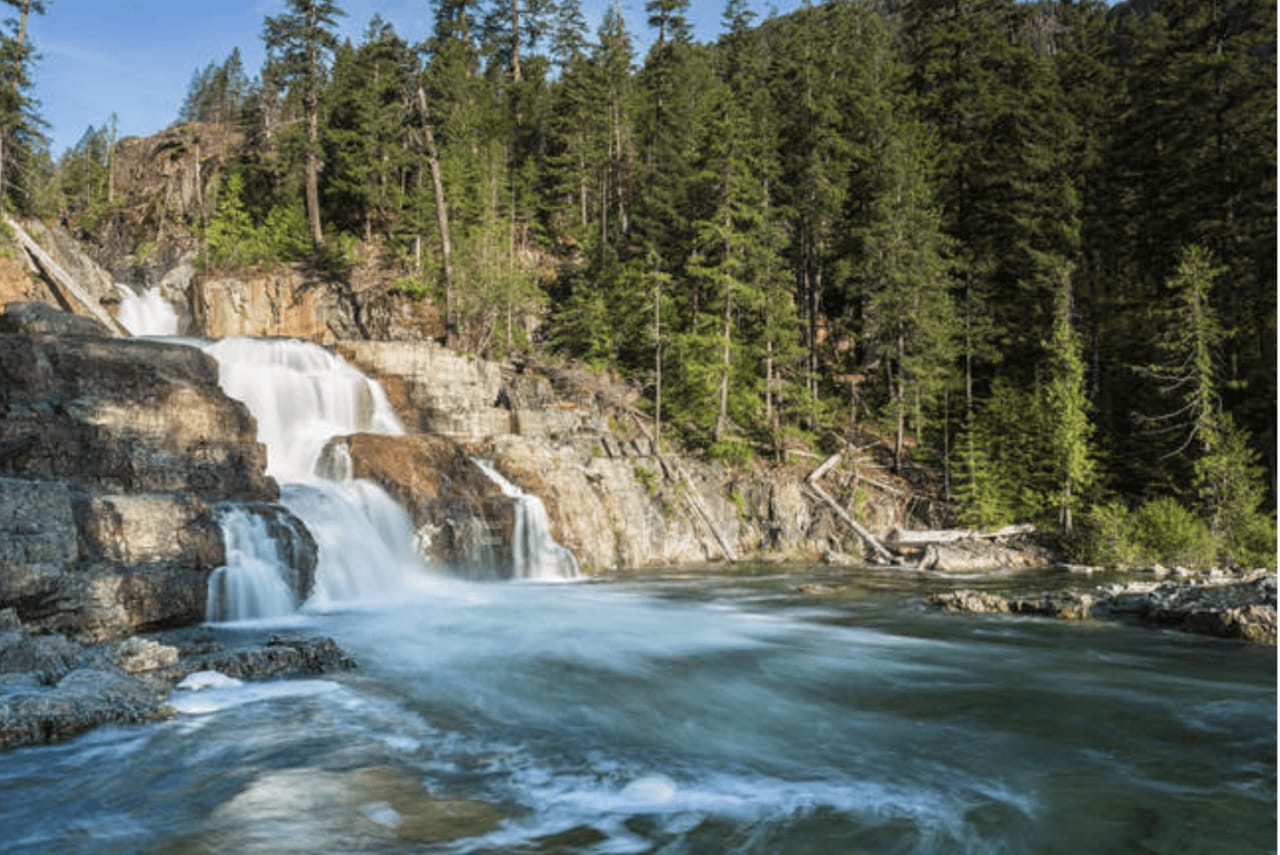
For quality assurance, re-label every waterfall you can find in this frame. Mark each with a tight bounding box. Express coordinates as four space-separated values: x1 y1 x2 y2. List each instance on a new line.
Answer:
201 337 424 619
473 458 580 581
205 508 298 622
202 337 402 483
116 284 180 337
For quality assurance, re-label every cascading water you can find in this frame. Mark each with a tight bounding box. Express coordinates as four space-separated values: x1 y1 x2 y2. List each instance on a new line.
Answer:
201 337 426 619
115 284 180 336
473 458 579 581
205 508 298 621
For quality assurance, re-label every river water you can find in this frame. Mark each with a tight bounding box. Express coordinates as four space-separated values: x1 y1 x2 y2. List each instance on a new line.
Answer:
9 306 1271 852
0 566 1273 854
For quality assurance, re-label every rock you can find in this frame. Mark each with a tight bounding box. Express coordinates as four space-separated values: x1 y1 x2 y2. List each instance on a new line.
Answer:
111 637 179 674
0 629 356 750
924 590 1012 615
336 341 512 440
0 316 275 500
74 492 224 569
0 667 171 749
0 630 83 685
918 539 1053 572
165 634 357 682
0 478 79 616
0 300 111 337
337 434 508 575
924 574 1278 644
190 268 362 343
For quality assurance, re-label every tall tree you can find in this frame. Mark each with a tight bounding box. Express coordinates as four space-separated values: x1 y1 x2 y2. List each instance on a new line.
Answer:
263 0 345 247
0 0 45 215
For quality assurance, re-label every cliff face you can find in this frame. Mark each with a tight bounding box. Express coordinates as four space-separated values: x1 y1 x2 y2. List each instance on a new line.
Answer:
0 303 310 639
334 340 879 574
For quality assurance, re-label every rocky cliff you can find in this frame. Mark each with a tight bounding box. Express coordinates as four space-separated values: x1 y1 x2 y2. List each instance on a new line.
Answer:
0 303 312 639
332 340 879 574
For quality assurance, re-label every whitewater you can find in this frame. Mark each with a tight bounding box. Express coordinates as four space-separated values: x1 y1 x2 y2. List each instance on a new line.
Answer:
0 288 1270 853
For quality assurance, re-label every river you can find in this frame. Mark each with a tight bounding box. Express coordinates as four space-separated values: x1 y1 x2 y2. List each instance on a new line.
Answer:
6 301 1270 853
0 565 1273 854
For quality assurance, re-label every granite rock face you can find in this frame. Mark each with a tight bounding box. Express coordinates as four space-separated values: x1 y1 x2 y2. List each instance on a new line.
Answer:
0 304 290 638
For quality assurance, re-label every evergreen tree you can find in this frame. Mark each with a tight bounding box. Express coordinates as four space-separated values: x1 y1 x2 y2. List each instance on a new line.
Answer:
1041 268 1096 534
0 0 45 215
323 18 414 242
263 0 345 247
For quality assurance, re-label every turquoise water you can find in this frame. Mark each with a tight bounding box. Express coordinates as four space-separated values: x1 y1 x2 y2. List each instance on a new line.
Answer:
1 566 1274 853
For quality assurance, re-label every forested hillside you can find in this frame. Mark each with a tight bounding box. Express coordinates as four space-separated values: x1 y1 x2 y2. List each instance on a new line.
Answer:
5 0 1276 565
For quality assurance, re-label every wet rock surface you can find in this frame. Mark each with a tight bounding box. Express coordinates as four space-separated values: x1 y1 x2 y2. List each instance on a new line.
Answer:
924 569 1277 644
0 615 356 751
0 304 312 639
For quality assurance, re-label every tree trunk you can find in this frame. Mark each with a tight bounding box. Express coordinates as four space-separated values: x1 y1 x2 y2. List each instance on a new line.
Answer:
894 328 906 472
305 88 324 247
510 0 522 83
714 293 732 444
415 84 455 326
654 276 662 447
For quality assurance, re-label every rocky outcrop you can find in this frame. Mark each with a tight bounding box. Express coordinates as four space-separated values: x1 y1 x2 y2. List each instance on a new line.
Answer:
334 339 885 572
924 570 1277 644
191 268 364 343
334 434 510 576
0 303 291 637
0 306 273 499
0 611 355 750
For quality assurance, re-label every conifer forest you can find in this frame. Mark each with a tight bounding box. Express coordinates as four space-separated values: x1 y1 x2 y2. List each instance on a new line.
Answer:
9 0 1278 566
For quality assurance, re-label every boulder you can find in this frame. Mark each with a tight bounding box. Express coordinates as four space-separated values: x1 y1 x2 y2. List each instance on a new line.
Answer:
0 300 111 337
0 316 275 500
336 434 508 575
925 572 1277 644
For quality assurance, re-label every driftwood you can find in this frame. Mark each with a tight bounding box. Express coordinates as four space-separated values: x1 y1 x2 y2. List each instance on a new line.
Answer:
887 524 1036 548
5 216 127 336
806 452 894 565
625 409 738 563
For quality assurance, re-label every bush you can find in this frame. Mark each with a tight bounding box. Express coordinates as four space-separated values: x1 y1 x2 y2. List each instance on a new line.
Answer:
1131 497 1217 569
708 439 752 467
1075 496 1220 569
1072 500 1143 568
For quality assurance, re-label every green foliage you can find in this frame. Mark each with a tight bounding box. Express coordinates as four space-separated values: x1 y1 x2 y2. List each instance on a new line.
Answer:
1131 498 1218 570
632 465 658 495
1075 497 1217 570
708 440 752 467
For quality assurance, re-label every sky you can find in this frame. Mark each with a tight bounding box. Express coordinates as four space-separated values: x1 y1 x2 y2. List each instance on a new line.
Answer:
31 0 798 158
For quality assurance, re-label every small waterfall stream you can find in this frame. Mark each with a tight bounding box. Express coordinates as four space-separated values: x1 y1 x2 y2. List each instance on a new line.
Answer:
474 458 580 581
115 284 180 336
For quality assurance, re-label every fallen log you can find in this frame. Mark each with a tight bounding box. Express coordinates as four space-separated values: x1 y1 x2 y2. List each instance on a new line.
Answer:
887 524 1036 548
805 452 894 565
6 216 127 336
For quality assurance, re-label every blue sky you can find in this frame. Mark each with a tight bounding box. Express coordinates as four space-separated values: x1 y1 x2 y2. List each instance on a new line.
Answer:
32 0 796 158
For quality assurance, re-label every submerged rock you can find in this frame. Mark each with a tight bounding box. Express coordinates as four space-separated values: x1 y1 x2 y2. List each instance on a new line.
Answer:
0 622 356 751
924 571 1277 644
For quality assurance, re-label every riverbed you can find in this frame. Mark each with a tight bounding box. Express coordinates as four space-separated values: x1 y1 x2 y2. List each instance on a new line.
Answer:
0 565 1273 853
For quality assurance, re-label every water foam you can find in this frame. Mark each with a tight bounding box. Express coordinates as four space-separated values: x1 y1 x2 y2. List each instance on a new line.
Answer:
115 284 180 336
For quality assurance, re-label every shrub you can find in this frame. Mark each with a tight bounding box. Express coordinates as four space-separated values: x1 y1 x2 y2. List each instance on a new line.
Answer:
1131 497 1217 569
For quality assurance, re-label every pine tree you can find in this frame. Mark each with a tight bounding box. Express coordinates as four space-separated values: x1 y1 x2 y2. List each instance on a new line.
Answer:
1041 268 1095 534
0 0 45 215
324 18 414 242
263 0 345 247
1140 244 1274 562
